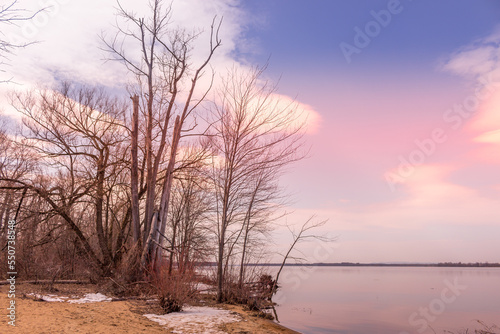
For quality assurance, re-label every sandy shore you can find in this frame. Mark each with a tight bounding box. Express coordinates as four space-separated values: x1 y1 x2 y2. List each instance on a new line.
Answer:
0 284 300 334
219 304 301 334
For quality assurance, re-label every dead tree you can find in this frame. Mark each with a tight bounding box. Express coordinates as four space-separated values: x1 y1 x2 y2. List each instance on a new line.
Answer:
271 216 334 298
102 0 221 274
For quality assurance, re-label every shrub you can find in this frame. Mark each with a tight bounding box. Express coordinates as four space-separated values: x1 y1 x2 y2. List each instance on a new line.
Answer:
151 267 197 313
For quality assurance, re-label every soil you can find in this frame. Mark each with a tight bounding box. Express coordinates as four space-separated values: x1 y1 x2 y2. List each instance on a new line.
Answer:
0 284 300 334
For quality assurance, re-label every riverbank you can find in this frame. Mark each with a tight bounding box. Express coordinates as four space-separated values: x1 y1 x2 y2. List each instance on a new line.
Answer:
0 284 300 333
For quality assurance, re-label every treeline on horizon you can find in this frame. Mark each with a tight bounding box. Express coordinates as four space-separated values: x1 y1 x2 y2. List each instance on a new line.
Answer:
245 262 500 267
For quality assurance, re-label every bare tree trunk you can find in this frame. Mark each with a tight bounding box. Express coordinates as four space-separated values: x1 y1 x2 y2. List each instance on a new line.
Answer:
130 95 141 244
114 207 131 264
0 193 13 234
45 192 104 271
238 180 260 288
96 158 112 268
180 193 192 274
143 32 157 245
217 223 226 302
168 220 177 276
217 180 232 302
141 211 159 270
155 116 181 269
238 217 251 288
0 194 13 245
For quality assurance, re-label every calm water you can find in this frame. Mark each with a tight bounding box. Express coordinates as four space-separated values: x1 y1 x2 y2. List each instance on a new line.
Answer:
271 266 500 334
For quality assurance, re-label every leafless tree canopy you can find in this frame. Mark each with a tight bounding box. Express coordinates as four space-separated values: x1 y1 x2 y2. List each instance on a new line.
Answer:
0 0 329 312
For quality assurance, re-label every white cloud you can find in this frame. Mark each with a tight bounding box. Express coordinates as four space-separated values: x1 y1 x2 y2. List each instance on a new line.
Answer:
443 46 497 78
442 27 500 81
1 0 247 87
442 28 500 165
287 163 499 233
1 0 321 132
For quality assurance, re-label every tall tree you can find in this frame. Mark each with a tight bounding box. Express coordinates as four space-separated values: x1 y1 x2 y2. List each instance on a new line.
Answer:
208 66 306 302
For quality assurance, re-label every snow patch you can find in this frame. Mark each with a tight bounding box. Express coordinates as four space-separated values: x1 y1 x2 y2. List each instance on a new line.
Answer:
144 306 241 334
28 292 112 303
68 293 112 303
29 294 69 302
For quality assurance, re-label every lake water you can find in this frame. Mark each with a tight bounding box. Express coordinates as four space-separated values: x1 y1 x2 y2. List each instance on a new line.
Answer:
271 266 500 334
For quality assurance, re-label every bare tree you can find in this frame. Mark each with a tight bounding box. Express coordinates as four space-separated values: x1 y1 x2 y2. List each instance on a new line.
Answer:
102 0 221 272
271 216 333 298
208 65 306 302
166 157 212 275
0 118 37 243
6 84 129 275
237 169 281 288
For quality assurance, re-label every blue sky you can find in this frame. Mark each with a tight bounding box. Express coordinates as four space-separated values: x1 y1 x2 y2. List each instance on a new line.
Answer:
236 0 500 263
240 0 500 67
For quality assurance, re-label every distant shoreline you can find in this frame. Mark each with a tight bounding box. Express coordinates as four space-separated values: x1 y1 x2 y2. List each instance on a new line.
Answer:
198 262 500 268
257 262 500 268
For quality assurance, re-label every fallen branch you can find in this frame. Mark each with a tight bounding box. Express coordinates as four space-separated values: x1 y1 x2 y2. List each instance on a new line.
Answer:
0 280 89 285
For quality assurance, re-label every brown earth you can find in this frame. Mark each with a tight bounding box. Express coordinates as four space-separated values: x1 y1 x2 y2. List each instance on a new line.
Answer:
0 284 300 334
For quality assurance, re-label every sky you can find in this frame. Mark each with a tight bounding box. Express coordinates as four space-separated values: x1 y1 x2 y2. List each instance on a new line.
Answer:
1 0 500 264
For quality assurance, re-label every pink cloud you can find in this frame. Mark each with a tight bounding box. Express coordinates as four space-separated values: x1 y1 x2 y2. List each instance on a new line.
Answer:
268 93 322 135
469 92 500 133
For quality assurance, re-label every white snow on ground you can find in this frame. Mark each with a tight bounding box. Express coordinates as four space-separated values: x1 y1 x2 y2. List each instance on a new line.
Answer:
144 306 241 334
28 292 111 303
68 293 112 303
29 294 69 302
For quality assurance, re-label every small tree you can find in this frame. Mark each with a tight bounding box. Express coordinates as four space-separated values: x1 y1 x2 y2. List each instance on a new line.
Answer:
166 158 212 275
271 216 334 298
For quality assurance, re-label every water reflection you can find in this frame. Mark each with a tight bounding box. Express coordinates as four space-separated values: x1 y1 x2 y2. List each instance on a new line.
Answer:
272 267 500 334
